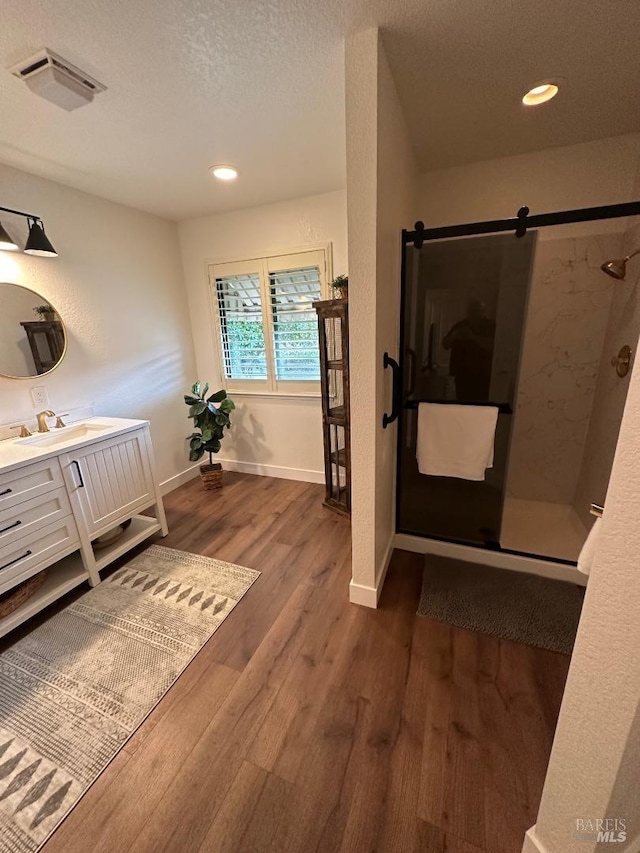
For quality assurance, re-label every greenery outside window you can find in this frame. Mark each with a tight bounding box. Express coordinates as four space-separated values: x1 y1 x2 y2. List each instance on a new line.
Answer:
209 249 330 394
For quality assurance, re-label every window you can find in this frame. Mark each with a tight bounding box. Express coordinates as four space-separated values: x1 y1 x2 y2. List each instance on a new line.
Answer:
216 272 267 380
210 249 330 394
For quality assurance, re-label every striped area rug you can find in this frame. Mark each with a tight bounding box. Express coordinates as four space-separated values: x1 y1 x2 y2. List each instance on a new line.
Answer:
0 545 258 853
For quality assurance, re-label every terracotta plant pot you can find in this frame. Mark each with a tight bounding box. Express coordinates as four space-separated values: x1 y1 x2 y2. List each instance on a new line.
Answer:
200 461 223 490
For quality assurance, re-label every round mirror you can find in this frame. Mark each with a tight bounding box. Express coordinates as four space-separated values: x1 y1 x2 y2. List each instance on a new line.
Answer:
0 283 67 378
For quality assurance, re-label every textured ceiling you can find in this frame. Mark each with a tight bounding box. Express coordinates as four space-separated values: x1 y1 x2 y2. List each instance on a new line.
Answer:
382 0 640 173
0 0 639 220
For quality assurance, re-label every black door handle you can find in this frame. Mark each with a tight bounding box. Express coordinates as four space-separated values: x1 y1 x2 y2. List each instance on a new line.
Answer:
72 460 85 488
0 520 22 535
382 352 401 428
0 488 12 497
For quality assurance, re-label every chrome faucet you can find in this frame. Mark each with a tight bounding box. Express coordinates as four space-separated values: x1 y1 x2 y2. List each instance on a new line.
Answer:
36 410 56 433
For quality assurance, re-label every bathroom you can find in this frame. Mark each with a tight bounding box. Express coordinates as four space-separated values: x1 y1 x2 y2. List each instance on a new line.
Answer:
1 4 640 853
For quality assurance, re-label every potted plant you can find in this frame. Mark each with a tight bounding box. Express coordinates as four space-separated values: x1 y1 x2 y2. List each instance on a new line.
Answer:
34 304 56 321
184 381 235 490
329 274 348 300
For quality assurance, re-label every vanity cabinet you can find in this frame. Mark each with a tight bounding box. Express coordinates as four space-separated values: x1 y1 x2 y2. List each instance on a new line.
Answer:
0 456 81 598
60 429 156 539
0 515 80 596
0 456 65 512
0 419 167 637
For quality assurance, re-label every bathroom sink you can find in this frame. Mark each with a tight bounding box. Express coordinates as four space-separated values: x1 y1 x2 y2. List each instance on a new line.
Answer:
18 422 113 449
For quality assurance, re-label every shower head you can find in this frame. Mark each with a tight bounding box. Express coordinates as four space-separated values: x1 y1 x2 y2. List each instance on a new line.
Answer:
601 248 640 281
601 258 628 280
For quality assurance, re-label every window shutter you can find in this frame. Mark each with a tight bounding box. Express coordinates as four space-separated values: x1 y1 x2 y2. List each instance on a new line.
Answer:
269 266 322 381
215 273 268 379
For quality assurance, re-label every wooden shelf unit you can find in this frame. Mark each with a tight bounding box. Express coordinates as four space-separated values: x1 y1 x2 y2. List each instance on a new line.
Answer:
314 298 350 516
20 320 65 374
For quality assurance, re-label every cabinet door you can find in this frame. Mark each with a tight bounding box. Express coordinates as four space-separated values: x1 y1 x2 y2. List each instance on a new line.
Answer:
60 428 155 538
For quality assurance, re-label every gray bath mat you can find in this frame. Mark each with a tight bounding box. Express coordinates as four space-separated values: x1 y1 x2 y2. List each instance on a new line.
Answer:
0 544 259 853
417 555 584 654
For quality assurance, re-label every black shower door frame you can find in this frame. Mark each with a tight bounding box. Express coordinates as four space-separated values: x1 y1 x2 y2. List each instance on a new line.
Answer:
394 200 640 563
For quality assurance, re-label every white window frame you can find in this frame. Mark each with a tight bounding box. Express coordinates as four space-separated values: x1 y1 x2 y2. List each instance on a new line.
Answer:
208 245 332 396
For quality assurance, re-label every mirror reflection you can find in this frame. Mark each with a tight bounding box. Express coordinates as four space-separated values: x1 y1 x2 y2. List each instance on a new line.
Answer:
0 283 66 378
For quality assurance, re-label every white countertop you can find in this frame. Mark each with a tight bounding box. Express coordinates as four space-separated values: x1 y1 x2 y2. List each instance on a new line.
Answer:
0 417 149 475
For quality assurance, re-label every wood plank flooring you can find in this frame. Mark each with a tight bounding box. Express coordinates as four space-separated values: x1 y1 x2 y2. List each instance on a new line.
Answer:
38 472 569 853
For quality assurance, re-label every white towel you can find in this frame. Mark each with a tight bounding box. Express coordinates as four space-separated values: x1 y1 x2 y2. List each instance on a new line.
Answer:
578 517 601 575
416 403 499 480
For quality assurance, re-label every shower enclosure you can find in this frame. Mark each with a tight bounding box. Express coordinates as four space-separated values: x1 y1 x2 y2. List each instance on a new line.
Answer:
392 202 640 565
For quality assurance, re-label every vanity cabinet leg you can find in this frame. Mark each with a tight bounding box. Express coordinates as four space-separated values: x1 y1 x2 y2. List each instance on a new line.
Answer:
156 499 169 538
143 427 169 538
78 530 101 587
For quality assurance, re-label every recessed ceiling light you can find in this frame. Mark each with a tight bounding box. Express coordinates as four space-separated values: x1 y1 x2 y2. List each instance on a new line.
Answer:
210 165 239 181
522 82 559 106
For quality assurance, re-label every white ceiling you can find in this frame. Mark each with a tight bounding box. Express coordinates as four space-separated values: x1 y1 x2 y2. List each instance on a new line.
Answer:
383 0 640 173
1 0 639 221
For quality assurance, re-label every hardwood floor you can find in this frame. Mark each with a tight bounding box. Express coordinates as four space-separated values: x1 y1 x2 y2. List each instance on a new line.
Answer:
40 472 570 853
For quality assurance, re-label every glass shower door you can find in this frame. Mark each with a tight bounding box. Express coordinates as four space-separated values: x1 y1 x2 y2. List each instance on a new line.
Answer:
396 231 536 547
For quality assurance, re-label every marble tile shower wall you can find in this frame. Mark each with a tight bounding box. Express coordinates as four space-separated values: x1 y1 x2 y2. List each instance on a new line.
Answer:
506 232 622 505
573 218 640 528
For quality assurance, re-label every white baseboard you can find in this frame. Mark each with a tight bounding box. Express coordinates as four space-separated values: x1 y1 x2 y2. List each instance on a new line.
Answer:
160 459 324 495
159 464 200 495
349 537 395 609
215 457 324 484
522 827 549 853
394 533 587 586
348 579 378 608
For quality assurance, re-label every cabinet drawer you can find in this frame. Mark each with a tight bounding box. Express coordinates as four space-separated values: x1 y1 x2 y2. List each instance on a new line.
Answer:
0 487 72 550
0 515 80 595
0 458 64 513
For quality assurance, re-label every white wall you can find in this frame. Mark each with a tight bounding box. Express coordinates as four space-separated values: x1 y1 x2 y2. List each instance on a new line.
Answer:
345 29 379 603
522 163 640 853
346 28 417 606
177 189 347 481
417 133 640 227
0 163 197 485
374 36 419 582
524 325 640 853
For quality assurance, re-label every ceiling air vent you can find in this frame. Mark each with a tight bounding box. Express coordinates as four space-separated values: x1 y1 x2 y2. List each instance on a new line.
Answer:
8 48 106 111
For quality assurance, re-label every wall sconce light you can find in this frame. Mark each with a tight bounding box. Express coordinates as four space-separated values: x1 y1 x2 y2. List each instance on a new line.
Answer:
0 222 19 252
0 206 58 257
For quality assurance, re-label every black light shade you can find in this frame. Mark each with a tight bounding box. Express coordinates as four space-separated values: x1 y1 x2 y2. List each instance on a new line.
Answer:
0 222 19 251
24 220 57 257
